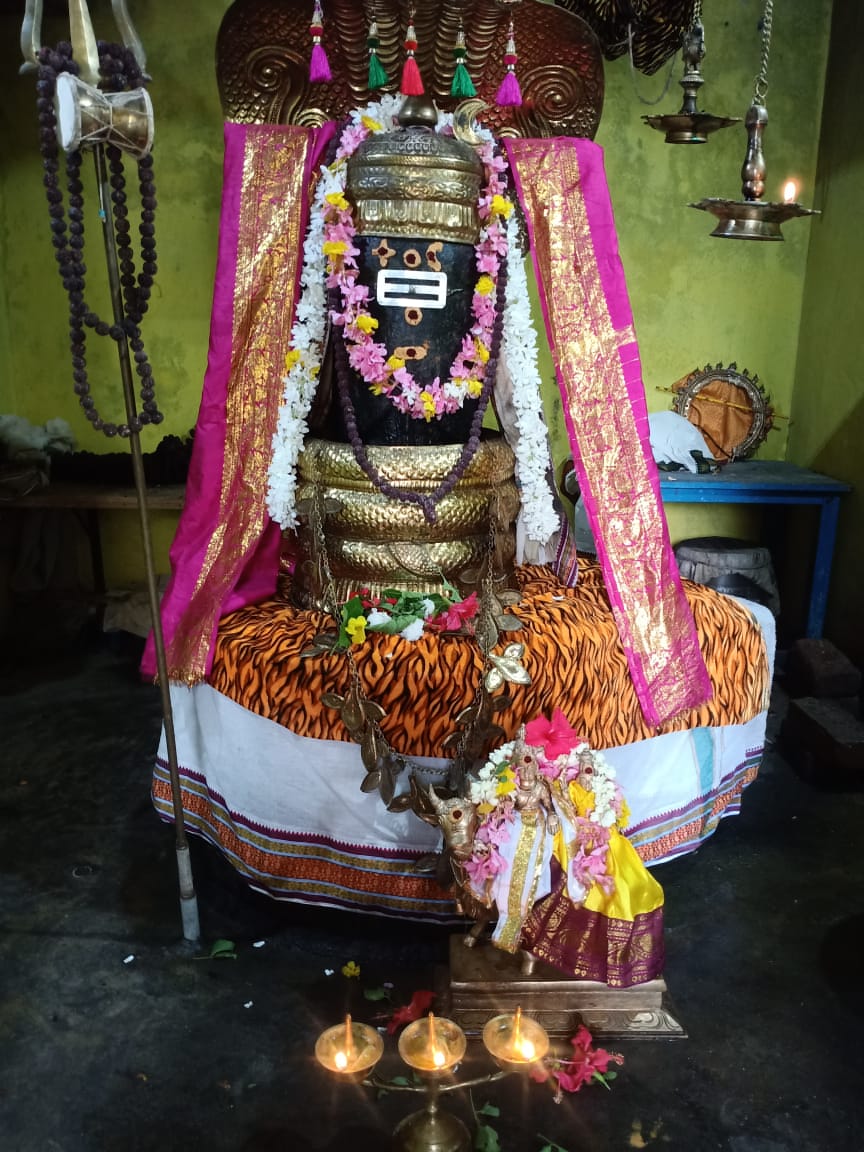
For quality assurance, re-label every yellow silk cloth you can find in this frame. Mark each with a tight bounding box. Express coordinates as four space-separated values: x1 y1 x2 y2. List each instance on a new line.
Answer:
553 782 664 923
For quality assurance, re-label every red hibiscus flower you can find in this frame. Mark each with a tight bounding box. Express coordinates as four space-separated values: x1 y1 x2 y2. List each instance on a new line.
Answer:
524 708 583 762
386 989 435 1034
426 592 479 634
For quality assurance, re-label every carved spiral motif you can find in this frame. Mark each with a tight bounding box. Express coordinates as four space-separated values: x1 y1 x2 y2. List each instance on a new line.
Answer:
521 64 599 136
245 47 295 92
217 0 606 138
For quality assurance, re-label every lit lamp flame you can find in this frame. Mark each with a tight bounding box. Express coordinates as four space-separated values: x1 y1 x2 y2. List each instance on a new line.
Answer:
429 1013 445 1068
482 1007 550 1071
315 1013 383 1078
334 1014 353 1071
512 1006 528 1060
398 1012 467 1074
783 180 798 204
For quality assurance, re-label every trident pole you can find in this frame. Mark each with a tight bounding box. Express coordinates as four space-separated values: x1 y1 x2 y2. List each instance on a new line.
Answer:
23 0 200 941
92 143 201 943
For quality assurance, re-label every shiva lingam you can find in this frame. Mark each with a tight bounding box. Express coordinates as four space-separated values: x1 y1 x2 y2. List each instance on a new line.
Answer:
315 1007 549 1152
292 94 520 609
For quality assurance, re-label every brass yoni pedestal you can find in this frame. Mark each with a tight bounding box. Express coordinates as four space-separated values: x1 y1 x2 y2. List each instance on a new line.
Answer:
443 937 686 1041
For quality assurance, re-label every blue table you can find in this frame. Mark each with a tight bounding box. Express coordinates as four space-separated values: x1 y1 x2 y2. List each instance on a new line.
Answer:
659 460 851 639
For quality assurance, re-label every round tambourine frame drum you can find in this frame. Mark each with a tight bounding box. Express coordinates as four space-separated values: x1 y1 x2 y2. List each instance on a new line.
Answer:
672 363 774 463
54 72 154 158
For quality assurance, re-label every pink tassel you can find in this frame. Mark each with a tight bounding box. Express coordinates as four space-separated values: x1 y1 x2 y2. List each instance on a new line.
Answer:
400 54 424 96
496 69 522 107
310 41 332 83
496 19 523 108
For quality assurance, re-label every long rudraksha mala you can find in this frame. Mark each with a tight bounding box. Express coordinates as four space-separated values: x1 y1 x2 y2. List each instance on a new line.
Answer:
35 40 163 438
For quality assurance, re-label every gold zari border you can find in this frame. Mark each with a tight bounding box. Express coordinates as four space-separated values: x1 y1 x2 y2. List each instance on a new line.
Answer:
165 128 313 681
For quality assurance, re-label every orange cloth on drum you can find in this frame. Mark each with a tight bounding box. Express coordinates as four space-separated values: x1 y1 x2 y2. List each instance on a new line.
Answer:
208 562 769 756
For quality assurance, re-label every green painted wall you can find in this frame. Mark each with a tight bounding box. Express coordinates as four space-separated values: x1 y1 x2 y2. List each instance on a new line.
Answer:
598 0 831 547
0 1 833 587
788 0 864 661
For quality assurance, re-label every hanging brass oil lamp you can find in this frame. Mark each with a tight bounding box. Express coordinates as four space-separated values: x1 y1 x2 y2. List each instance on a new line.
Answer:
690 0 819 240
643 1 739 144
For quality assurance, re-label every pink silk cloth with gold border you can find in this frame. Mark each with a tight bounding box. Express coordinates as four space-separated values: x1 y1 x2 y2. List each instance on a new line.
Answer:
142 121 335 682
505 136 711 725
145 126 710 728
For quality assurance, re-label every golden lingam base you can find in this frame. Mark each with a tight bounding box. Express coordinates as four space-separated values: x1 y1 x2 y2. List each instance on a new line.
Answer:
293 438 520 607
442 937 686 1041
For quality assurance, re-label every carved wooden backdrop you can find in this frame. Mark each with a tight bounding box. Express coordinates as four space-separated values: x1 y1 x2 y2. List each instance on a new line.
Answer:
217 0 606 138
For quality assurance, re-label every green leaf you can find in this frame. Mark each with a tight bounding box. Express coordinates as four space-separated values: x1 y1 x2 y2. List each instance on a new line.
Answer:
474 1121 501 1152
363 986 390 1001
209 938 237 959
476 1102 500 1118
537 1137 569 1152
368 612 419 636
389 1075 411 1086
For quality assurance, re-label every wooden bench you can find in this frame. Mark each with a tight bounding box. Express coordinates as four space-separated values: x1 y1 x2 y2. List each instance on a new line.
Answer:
0 482 185 596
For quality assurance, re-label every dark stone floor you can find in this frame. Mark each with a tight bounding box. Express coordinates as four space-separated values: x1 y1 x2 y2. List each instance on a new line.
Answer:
1 637 863 1152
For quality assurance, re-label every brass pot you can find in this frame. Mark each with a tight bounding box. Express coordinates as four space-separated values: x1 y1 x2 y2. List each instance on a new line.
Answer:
291 437 520 608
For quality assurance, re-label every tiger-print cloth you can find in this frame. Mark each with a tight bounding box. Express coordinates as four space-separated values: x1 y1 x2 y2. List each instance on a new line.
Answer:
209 561 770 755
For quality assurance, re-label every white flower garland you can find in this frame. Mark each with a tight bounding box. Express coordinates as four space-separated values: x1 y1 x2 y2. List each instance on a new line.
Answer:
500 213 559 548
266 169 331 528
567 743 620 829
268 96 446 528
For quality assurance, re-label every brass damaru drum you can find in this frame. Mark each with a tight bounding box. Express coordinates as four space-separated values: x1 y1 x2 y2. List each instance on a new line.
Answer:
291 438 520 608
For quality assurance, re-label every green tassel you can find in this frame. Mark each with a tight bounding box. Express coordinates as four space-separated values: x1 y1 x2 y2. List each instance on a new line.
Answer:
450 59 476 99
368 50 389 90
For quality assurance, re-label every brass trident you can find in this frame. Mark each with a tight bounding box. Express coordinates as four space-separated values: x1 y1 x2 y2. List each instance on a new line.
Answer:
20 0 148 79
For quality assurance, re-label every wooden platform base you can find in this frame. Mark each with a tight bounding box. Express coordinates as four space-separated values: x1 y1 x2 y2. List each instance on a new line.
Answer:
442 936 686 1041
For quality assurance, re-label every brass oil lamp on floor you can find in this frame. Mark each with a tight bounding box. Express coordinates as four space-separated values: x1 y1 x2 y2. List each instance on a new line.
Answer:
315 1007 550 1152
690 0 819 240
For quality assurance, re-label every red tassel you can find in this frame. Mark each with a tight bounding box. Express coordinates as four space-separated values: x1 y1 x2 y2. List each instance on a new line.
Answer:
496 69 522 107
310 41 332 83
400 54 424 96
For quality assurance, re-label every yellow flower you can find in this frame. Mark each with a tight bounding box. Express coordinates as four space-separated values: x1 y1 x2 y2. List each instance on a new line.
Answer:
386 355 406 372
477 801 496 816
490 194 513 219
355 314 379 335
345 615 368 645
475 275 495 297
361 116 383 132
341 960 361 978
323 239 348 257
474 339 490 365
370 382 384 395
466 378 483 398
325 191 351 212
496 767 516 796
284 349 301 372
419 391 437 421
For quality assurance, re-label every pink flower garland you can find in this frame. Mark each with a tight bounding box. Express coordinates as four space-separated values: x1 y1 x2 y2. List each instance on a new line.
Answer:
323 125 512 422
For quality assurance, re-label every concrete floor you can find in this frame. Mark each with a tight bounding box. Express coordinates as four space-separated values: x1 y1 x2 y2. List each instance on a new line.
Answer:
1 637 863 1152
